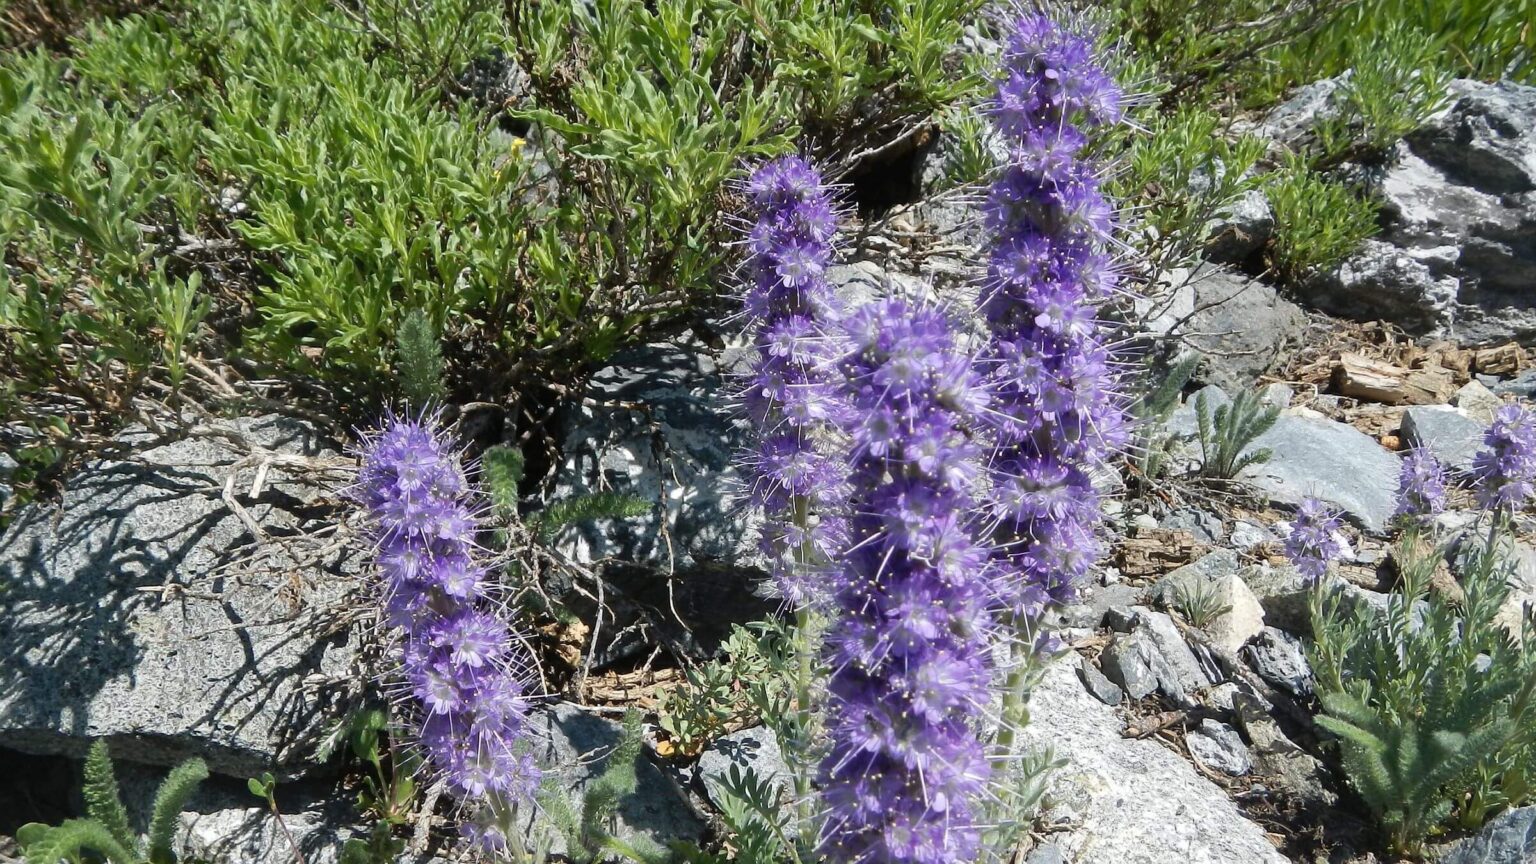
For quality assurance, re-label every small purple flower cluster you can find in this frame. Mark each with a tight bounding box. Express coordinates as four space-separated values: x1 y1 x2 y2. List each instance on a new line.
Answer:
1284 497 1345 583
1394 449 1448 528
980 13 1128 614
1472 403 1536 513
820 298 993 864
740 155 848 607
357 417 539 837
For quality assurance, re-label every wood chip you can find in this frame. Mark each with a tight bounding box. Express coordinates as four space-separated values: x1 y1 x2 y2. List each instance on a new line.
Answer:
1331 352 1457 405
1115 529 1204 579
1473 342 1528 376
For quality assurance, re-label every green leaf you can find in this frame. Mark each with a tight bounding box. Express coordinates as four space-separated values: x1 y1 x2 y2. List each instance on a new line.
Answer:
83 741 137 856
147 757 209 864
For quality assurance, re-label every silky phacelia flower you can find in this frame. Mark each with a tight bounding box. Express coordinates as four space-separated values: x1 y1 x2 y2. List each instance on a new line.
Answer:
1471 404 1536 513
357 416 540 842
1393 449 1448 528
739 155 848 607
1284 497 1344 583
819 297 993 864
979 13 1128 615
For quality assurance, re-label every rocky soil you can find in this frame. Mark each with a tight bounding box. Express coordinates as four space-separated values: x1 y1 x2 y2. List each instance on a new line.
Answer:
2 74 1536 864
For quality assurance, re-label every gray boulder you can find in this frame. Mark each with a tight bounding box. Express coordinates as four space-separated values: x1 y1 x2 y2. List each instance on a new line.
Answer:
695 725 791 813
1438 805 1536 864
552 335 758 573
1180 268 1308 391
1142 268 1306 391
1153 551 1266 654
1244 627 1314 698
520 704 704 855
1310 238 1460 334
1020 660 1287 864
1099 608 1211 707
1205 190 1274 265
1490 368 1536 399
114 764 372 864
0 416 359 778
1313 79 1536 344
1076 657 1123 707
1255 74 1351 148
1186 719 1252 776
1238 410 1401 533
1402 405 1486 473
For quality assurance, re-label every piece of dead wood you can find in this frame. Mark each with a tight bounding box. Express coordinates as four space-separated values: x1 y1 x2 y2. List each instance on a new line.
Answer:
1473 342 1528 376
1115 529 1204 580
580 666 684 708
1332 352 1456 405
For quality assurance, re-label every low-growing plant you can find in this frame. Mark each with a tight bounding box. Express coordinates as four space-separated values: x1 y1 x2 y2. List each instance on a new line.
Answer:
657 624 786 758
1171 578 1233 629
1111 106 1267 271
1310 525 1536 855
394 308 446 408
1195 388 1278 480
542 710 668 864
1127 354 1200 490
1265 156 1380 281
18 740 209 864
1307 22 1448 169
1310 414 1536 855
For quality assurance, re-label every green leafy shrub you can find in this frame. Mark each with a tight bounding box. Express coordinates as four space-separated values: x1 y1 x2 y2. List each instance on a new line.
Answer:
1195 388 1278 480
2 0 983 441
18 740 209 864
1307 22 1448 168
1310 524 1536 855
1265 159 1379 280
1111 106 1266 272
1270 0 1535 92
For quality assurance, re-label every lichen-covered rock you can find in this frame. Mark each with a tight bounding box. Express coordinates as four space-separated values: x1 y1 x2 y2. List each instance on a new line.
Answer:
1021 661 1288 864
0 416 359 778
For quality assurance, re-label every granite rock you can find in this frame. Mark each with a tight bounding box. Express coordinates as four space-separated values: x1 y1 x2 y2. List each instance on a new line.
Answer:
0 416 359 778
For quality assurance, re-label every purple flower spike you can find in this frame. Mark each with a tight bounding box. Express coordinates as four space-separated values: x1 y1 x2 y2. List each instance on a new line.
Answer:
1472 404 1536 514
819 298 993 864
980 12 1128 615
357 415 540 842
1285 497 1344 583
1394 449 1448 528
739 155 849 607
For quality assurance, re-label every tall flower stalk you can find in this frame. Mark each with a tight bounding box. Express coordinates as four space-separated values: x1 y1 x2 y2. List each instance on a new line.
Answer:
979 13 1129 759
356 416 540 853
740 154 847 607
737 155 847 846
819 297 993 864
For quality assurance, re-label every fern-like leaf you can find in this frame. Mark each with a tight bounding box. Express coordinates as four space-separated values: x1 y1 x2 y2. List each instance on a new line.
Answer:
23 818 139 864
147 756 208 864
481 445 525 518
395 308 445 408
535 491 650 541
83 741 137 855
